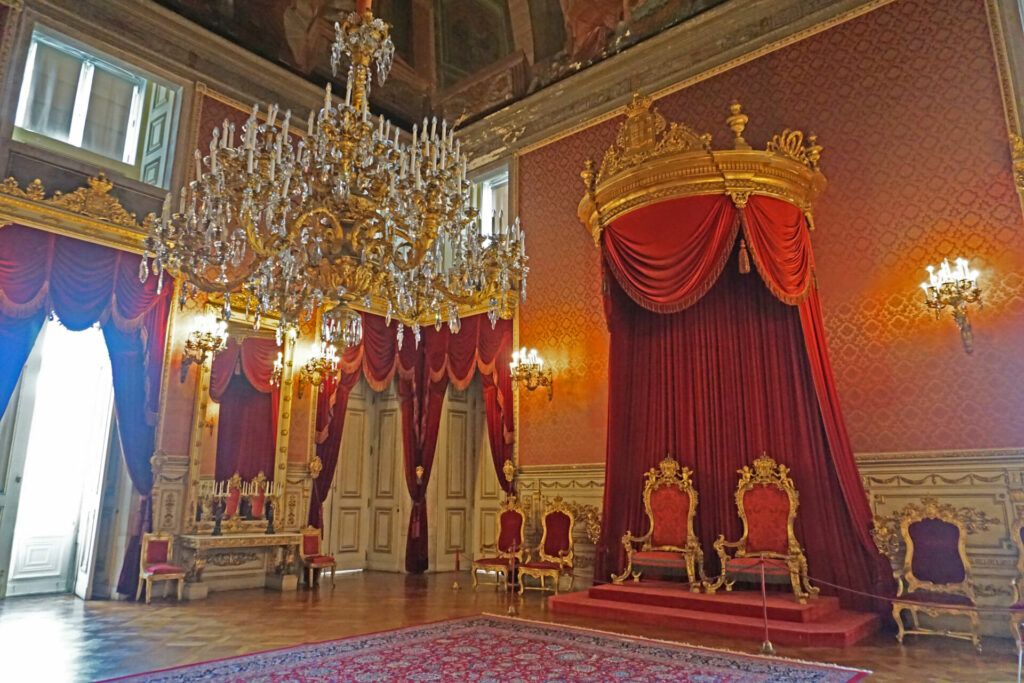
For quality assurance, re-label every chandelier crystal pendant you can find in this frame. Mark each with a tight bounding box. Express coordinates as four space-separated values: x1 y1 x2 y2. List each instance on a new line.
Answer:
140 0 527 350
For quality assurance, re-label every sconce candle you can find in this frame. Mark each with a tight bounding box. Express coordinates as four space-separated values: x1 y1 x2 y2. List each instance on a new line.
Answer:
180 317 229 381
510 346 553 399
919 257 982 354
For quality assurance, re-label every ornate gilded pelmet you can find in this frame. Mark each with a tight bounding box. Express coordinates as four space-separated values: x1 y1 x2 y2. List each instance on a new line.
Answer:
0 173 150 253
578 93 827 244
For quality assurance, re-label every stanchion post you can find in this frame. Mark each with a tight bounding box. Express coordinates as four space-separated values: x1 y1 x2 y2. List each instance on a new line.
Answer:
759 559 775 655
452 548 461 591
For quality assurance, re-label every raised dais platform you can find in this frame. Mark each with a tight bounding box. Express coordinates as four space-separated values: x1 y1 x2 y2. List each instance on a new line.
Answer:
548 581 880 647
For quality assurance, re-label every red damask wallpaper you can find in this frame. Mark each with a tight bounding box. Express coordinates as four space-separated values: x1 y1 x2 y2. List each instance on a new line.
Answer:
517 0 1024 464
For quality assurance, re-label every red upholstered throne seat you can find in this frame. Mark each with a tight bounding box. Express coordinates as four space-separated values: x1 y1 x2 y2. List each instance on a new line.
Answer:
519 497 576 594
873 497 983 652
612 456 704 590
473 496 525 590
707 454 819 603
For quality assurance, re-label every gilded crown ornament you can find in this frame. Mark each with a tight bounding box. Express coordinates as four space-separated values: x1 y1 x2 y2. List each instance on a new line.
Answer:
579 95 827 244
141 0 527 350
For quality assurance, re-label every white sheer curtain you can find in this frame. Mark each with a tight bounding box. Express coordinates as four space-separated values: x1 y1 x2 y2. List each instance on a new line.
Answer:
82 67 134 160
22 42 80 141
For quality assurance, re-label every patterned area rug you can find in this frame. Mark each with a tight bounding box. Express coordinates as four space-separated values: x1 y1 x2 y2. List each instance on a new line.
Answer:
107 615 870 682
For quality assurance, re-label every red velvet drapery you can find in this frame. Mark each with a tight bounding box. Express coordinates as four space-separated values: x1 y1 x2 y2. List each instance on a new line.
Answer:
0 225 171 597
598 195 891 608
307 313 514 573
209 337 280 481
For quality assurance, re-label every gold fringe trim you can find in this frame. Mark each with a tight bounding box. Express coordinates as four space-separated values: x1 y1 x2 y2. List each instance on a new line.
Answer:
738 210 813 306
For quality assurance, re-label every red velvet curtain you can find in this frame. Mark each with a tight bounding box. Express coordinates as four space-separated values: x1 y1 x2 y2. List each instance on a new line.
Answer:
0 225 171 597
598 195 891 609
306 312 514 571
209 337 281 481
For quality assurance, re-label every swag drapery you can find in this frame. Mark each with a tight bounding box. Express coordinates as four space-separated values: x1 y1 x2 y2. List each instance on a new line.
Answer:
598 194 891 609
0 225 171 597
209 337 281 481
307 313 514 573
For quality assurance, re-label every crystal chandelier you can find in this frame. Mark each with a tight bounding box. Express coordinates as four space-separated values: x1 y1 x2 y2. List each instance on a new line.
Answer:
920 257 982 353
141 0 527 349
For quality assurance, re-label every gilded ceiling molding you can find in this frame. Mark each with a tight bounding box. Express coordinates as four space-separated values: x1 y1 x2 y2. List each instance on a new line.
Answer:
578 94 825 244
0 173 149 252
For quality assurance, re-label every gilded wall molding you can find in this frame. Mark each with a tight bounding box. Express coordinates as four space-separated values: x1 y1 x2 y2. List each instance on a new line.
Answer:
0 173 148 252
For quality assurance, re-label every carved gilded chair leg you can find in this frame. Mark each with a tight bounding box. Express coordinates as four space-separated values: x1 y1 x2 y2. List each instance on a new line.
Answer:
788 561 807 604
893 604 907 644
969 612 983 653
611 546 634 585
136 578 144 602
145 579 152 605
177 578 184 602
567 572 575 591
1011 615 1023 649
518 572 525 595
910 609 921 631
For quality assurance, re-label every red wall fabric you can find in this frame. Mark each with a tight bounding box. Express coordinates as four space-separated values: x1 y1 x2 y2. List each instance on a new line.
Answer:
601 260 889 607
517 0 1024 464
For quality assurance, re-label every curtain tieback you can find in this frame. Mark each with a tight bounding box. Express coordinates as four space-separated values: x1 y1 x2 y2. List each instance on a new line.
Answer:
738 239 751 274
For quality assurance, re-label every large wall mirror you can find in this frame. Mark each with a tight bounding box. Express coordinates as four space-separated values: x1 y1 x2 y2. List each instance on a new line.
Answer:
183 307 293 535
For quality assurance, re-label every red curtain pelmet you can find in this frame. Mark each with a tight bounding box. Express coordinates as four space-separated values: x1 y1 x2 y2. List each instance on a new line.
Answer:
0 225 171 598
597 195 891 609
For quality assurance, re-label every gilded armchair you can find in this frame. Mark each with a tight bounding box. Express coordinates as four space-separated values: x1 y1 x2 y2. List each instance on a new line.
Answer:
611 455 704 590
472 495 525 590
873 498 983 653
137 532 186 604
706 454 818 603
518 496 575 594
299 526 336 588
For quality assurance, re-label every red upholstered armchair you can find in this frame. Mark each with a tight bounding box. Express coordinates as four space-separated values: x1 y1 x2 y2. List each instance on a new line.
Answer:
137 533 186 604
707 454 818 603
1011 513 1024 648
300 526 336 588
612 456 704 590
518 496 575 594
472 495 525 590
873 497 988 653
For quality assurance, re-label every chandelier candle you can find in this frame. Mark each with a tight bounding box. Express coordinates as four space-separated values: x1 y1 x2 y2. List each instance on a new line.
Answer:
141 1 527 350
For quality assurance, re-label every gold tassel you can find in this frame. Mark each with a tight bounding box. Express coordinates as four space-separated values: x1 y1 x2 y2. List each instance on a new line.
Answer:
738 239 751 274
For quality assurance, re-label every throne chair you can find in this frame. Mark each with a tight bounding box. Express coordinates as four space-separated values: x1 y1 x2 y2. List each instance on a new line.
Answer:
1012 512 1024 649
612 455 704 590
299 526 336 588
137 532 186 604
706 453 818 603
873 497 982 652
518 496 575 594
472 495 525 590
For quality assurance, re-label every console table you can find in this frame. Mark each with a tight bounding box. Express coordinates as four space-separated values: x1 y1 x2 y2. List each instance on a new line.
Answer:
177 532 302 600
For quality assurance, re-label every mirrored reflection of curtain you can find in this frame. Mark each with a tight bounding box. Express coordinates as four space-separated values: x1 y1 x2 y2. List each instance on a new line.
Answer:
22 42 80 139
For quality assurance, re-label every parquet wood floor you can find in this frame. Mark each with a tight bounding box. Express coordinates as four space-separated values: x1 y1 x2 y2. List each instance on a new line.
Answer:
0 571 1016 682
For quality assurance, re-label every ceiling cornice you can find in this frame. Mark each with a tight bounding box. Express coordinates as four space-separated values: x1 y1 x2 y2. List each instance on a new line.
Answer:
459 0 895 164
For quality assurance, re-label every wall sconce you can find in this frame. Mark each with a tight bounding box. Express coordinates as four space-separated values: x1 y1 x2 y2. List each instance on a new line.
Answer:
297 340 340 398
180 317 228 381
920 257 982 354
510 346 553 400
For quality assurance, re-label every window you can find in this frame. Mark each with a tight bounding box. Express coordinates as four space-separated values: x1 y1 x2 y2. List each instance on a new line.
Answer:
14 28 180 188
472 165 509 237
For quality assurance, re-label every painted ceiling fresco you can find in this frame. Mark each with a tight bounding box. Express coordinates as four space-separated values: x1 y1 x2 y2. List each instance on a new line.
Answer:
155 0 726 125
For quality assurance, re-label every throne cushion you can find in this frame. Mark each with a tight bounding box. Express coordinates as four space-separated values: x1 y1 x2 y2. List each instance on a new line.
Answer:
743 484 791 555
497 510 523 553
543 511 572 558
521 560 561 571
475 556 512 568
724 556 790 577
899 590 974 607
145 539 170 565
302 534 321 556
144 562 185 575
649 486 691 547
908 518 966 585
633 550 688 567
305 555 335 567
